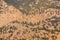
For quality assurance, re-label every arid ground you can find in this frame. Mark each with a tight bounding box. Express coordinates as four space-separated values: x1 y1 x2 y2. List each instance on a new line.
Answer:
0 0 60 40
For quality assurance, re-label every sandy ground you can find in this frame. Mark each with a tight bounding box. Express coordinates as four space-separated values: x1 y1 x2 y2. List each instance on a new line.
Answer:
0 0 60 40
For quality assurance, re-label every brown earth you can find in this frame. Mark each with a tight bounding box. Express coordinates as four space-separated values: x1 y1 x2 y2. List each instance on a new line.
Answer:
0 0 60 40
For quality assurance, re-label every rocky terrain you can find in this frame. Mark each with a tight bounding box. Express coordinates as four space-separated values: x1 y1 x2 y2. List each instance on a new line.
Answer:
0 0 60 40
